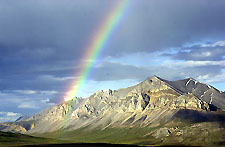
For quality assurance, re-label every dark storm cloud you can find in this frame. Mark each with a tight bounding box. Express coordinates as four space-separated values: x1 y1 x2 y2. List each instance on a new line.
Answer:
0 0 225 58
0 0 114 64
0 0 224 86
0 0 120 95
0 0 224 70
1 0 225 122
0 0 112 50
0 0 225 109
105 0 225 56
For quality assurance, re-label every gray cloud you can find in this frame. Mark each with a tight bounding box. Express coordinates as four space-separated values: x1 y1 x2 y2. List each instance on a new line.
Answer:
90 61 224 83
105 0 225 56
0 0 225 118
0 0 225 57
163 43 225 61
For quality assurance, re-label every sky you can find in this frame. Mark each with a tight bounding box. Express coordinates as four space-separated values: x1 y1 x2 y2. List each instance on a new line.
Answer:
0 0 225 122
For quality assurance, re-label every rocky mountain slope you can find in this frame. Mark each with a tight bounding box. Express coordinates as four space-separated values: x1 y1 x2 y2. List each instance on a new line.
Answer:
0 75 225 145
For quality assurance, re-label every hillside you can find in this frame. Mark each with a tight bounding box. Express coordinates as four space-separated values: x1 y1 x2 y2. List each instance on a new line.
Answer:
1 75 225 146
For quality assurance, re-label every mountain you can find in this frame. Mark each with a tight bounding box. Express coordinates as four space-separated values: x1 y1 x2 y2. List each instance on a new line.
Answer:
163 77 225 110
1 76 225 146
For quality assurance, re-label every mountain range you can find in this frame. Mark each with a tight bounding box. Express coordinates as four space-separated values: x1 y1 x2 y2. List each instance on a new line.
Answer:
1 75 225 146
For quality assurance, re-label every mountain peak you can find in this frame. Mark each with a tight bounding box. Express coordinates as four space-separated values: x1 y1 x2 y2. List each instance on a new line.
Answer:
146 75 164 82
1 76 225 135
184 77 198 85
136 75 167 90
149 75 160 79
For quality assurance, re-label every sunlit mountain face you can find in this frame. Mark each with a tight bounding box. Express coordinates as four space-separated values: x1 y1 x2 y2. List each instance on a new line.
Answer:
0 0 225 146
1 76 225 146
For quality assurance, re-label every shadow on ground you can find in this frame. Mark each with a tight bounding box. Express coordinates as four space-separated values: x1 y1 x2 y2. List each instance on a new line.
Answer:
22 143 138 147
22 143 202 147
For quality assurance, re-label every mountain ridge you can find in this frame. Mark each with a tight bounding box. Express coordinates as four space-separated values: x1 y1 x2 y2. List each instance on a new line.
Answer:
0 76 224 136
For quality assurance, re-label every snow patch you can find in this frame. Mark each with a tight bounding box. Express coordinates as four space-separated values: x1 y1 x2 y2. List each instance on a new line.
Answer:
186 78 198 86
200 88 210 98
209 93 213 104
186 79 191 86
209 97 213 104
207 84 212 89
194 80 198 85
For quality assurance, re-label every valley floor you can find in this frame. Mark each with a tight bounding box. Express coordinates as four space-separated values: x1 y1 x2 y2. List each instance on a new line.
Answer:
34 121 225 147
21 143 140 147
1 111 225 147
1 120 225 147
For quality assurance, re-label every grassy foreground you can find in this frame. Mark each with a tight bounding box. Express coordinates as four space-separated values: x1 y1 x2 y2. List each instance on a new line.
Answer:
36 127 163 146
0 131 65 147
1 117 225 146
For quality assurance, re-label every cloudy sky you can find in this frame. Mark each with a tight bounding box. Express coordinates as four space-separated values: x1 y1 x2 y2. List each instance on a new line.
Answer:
0 0 225 122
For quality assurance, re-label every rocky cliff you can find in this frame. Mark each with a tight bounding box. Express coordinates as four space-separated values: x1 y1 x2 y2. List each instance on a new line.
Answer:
0 76 224 135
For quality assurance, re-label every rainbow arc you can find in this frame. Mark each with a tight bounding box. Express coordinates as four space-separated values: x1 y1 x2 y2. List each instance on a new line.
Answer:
64 0 130 102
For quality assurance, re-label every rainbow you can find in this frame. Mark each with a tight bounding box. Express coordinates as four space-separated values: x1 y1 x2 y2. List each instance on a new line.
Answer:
64 0 130 102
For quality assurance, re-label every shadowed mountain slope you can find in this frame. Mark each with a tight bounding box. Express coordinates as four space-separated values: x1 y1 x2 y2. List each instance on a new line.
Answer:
163 77 225 110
